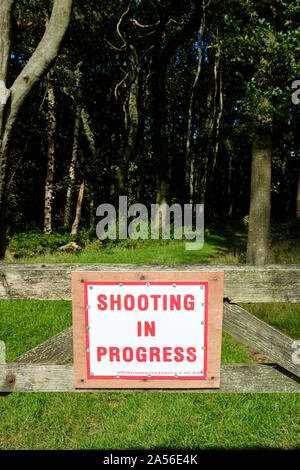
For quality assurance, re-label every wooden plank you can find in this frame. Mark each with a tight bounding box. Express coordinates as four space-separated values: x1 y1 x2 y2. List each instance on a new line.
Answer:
0 263 299 303
223 303 300 378
0 363 299 393
11 327 73 365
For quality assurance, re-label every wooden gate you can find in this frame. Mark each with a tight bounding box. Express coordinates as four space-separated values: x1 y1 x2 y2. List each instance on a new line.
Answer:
0 263 299 393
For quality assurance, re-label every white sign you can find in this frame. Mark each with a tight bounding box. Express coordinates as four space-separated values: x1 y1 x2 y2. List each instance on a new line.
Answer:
84 281 208 380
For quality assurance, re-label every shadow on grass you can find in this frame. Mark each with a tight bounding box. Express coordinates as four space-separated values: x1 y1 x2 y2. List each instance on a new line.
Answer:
179 218 248 264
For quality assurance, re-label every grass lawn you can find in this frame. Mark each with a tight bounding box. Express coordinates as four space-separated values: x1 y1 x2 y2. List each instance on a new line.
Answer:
0 221 299 450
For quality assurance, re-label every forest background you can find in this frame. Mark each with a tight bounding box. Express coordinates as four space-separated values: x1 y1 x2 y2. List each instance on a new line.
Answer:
0 0 299 264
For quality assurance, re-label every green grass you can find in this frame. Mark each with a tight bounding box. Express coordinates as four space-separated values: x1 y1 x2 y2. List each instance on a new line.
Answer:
11 237 233 265
0 300 72 362
6 218 299 265
241 303 300 340
0 393 299 450
0 220 299 450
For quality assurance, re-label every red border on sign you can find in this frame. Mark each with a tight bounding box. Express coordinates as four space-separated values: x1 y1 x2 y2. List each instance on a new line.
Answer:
84 281 208 380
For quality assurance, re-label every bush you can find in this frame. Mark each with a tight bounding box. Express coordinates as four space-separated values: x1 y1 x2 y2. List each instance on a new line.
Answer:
8 231 85 258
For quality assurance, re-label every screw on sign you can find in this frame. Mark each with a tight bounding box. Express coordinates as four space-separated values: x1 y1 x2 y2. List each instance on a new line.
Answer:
6 375 15 384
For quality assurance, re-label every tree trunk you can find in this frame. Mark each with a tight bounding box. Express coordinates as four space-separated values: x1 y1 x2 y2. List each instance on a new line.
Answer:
64 97 82 227
185 11 206 206
204 32 224 211
0 0 15 258
0 0 73 257
81 107 96 157
116 45 140 196
151 54 168 226
211 40 223 177
71 180 85 235
147 3 202 209
246 135 272 264
197 89 214 205
246 16 275 264
89 190 95 229
227 143 233 217
44 67 56 234
116 75 139 195
151 55 169 210
73 107 96 233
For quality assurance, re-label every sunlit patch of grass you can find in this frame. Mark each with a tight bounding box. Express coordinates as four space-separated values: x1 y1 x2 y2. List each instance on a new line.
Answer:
0 300 72 362
0 393 299 450
241 303 300 339
14 237 230 265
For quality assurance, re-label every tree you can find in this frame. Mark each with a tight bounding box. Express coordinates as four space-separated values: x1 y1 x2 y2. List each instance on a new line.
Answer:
246 1 275 264
63 65 83 228
43 64 57 234
0 0 73 257
70 179 84 235
0 0 298 250
184 4 207 206
149 0 203 208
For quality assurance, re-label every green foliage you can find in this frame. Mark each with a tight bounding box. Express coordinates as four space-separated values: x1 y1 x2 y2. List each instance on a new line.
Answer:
8 231 66 258
243 215 249 227
2 0 299 237
7 229 95 258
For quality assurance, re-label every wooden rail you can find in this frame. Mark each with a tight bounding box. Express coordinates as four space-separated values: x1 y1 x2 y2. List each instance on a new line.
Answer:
0 263 299 393
223 303 300 378
0 263 299 302
0 363 299 393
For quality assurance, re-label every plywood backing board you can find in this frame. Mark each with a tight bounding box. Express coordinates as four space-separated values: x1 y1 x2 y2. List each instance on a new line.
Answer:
72 271 224 389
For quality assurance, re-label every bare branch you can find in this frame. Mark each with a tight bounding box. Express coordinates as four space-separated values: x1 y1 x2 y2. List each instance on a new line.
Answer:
18 20 34 32
116 3 131 48
204 0 213 10
130 18 160 29
114 71 129 99
166 18 184 27
105 39 125 52
139 44 155 62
